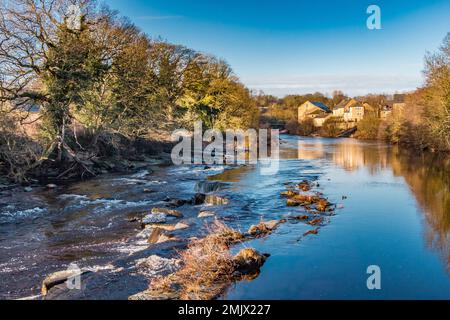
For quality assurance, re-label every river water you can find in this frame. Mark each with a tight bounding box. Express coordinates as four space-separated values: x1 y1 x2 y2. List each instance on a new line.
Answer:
0 135 449 299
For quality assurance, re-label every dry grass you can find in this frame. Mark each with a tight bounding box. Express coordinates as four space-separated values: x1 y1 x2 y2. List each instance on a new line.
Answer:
150 220 244 300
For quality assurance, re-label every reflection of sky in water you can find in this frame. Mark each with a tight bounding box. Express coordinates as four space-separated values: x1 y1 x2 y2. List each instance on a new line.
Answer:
223 135 450 299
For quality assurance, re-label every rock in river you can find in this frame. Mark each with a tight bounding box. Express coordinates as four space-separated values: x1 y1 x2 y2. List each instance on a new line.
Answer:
147 228 178 244
233 248 269 275
303 228 319 237
198 211 216 218
193 193 206 205
297 180 311 192
151 207 183 218
145 222 189 231
147 228 164 244
135 255 182 278
193 193 229 206
247 219 286 236
204 195 229 206
142 213 167 225
41 269 88 296
315 199 330 212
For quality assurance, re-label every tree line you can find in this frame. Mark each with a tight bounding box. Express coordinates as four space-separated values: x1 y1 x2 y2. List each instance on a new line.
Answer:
0 0 259 182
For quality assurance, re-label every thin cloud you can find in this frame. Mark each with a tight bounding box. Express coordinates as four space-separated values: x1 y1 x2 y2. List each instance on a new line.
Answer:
245 74 423 97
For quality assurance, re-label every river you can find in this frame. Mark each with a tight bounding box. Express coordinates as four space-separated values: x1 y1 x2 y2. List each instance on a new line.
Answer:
0 135 449 299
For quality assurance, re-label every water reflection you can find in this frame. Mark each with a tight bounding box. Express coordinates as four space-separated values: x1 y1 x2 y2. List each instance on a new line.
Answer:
391 150 450 271
296 138 450 271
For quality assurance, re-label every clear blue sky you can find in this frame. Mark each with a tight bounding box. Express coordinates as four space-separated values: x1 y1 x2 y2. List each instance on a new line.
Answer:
104 0 449 97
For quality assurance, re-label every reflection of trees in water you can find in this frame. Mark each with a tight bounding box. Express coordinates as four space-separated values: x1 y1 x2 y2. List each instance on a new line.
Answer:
390 149 450 272
323 140 449 272
297 139 391 174
219 138 450 272
330 140 390 174
208 165 254 182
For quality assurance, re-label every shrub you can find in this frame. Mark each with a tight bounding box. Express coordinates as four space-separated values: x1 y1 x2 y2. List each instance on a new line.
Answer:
285 120 300 134
354 115 381 140
320 118 341 137
297 118 316 136
0 112 42 183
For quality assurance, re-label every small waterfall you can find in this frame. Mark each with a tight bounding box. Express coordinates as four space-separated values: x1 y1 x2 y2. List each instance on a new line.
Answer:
194 181 228 193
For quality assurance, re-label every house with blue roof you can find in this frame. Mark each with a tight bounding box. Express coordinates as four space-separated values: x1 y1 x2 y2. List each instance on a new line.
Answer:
298 101 332 127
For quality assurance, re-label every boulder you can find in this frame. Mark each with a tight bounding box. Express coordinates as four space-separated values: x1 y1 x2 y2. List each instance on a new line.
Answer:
157 234 178 244
298 181 311 192
315 199 330 212
247 220 286 236
264 220 285 230
233 248 269 275
204 195 229 206
151 207 183 218
286 194 319 206
24 187 33 192
135 255 182 278
173 222 189 230
147 228 164 244
281 190 298 198
147 228 178 244
142 213 167 225
167 199 188 208
303 228 319 237
192 193 206 205
198 211 215 218
144 222 189 231
292 215 309 221
41 270 87 296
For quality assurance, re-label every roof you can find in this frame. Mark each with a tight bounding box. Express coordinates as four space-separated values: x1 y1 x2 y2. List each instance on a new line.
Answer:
334 99 350 109
310 101 331 113
334 98 357 110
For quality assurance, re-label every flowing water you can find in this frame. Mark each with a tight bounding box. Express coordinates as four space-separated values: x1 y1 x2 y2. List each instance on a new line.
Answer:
0 135 449 299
